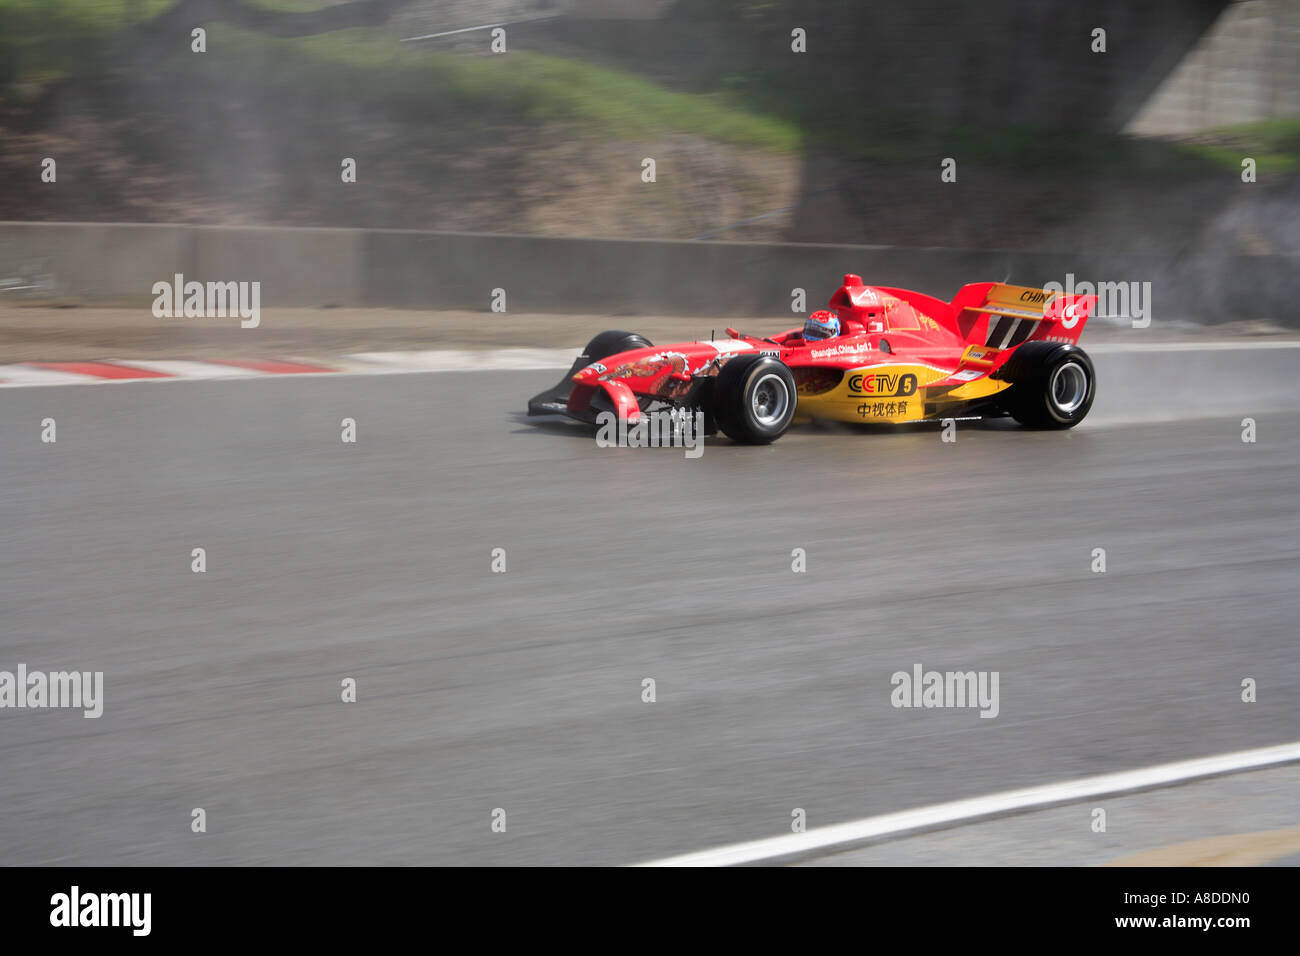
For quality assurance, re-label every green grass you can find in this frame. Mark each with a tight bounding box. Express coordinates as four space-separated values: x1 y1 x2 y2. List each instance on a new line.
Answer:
0 0 804 149
1218 117 1300 153
708 69 1293 176
3 0 1297 177
1178 118 1300 174
186 26 805 150
0 0 168 88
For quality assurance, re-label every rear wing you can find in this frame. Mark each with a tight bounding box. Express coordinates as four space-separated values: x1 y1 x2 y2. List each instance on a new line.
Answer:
952 282 1096 348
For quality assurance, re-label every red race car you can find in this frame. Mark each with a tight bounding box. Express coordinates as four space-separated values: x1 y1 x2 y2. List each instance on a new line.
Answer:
528 274 1098 444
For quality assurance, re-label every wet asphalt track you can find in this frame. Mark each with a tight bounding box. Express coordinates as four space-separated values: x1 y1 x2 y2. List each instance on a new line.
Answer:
1 349 1298 865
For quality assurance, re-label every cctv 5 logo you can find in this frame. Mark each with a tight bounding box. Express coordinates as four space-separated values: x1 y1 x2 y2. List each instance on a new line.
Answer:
847 372 918 396
1060 303 1081 329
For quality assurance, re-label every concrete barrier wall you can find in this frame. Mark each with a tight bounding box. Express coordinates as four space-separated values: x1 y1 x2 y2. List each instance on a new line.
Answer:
1 221 1296 324
1127 0 1300 136
0 222 364 309
330 227 1300 324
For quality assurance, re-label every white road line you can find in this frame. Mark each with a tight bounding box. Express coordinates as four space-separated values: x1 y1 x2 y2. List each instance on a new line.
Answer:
636 740 1300 867
1086 340 1300 353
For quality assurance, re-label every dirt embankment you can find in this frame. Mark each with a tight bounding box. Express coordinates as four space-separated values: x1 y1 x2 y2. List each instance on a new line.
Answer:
6 67 1289 254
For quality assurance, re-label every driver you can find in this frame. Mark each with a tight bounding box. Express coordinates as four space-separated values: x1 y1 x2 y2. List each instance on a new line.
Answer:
801 309 840 341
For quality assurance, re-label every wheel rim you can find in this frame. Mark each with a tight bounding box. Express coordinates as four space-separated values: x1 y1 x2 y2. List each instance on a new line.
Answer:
1050 361 1088 414
751 373 790 426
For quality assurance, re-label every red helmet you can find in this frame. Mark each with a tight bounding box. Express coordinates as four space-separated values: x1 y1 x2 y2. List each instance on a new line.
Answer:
803 310 840 341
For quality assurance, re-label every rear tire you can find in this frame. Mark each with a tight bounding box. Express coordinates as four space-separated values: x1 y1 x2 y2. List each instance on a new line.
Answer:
712 355 797 444
996 342 1095 428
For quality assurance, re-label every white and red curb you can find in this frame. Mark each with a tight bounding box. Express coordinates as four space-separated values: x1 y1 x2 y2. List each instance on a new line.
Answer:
0 349 579 388
5 340 1300 389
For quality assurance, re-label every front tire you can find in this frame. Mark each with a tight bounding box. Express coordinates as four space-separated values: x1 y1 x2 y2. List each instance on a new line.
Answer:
527 330 653 418
712 355 797 444
996 342 1095 428
582 330 652 362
